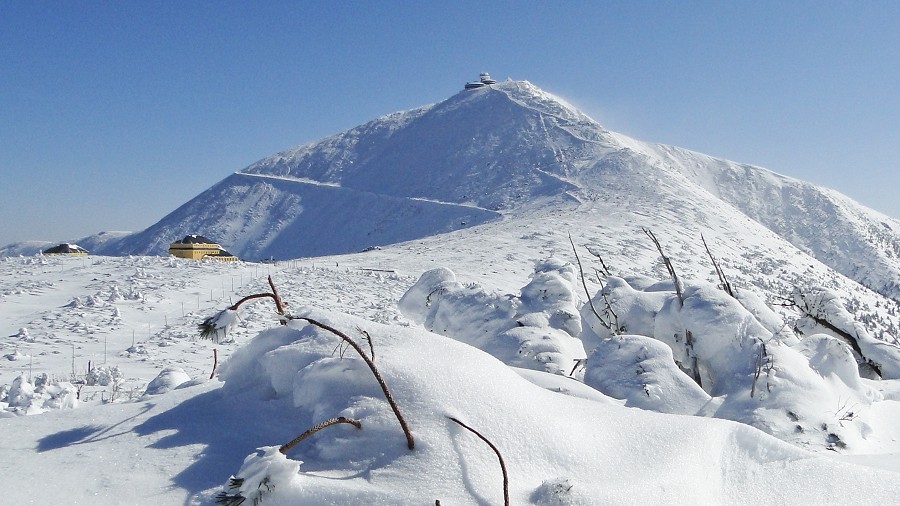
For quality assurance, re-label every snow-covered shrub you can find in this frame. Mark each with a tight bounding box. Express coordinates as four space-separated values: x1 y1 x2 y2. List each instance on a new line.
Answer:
216 446 301 506
2 373 79 415
399 259 586 376
41 381 79 410
12 327 32 342
198 309 241 342
6 374 35 409
790 286 900 379
86 365 123 387
530 477 589 506
584 335 710 416
582 275 897 451
579 276 668 354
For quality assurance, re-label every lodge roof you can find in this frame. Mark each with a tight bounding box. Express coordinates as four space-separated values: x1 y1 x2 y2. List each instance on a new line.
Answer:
171 235 219 245
42 243 89 254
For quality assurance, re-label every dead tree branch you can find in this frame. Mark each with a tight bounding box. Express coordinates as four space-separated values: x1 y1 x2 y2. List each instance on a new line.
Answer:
267 274 286 315
569 233 611 331
701 234 734 298
786 290 883 378
643 228 701 387
279 416 362 454
358 327 375 362
569 358 587 377
448 417 509 506
209 348 218 380
750 341 770 399
570 233 621 334
643 228 684 306
294 316 415 450
586 246 612 277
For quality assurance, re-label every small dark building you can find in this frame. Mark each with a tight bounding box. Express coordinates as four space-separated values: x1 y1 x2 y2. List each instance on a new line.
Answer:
42 243 89 255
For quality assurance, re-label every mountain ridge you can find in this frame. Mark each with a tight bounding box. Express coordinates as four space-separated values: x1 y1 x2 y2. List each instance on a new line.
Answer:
3 78 899 303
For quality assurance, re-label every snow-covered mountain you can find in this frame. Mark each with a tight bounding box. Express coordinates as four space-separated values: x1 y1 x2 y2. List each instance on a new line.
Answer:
5 79 900 304
4 79 900 504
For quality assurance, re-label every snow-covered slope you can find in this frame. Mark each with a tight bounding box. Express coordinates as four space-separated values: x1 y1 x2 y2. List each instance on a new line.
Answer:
55 79 897 304
3 78 900 505
618 137 900 301
2 253 900 505
97 173 499 260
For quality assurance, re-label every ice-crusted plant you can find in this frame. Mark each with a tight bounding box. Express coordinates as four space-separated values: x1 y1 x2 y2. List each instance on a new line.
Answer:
215 447 296 506
199 275 287 342
200 275 415 450
216 417 362 506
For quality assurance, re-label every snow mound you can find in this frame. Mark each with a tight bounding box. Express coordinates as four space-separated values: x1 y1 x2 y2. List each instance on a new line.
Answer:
144 367 191 395
210 306 900 504
399 259 586 376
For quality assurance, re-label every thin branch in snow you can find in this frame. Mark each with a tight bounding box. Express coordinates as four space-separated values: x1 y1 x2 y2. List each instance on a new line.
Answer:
586 245 612 277
701 234 734 298
357 326 375 361
448 416 509 506
293 316 415 450
569 358 587 377
569 233 608 328
569 232 614 332
279 416 362 455
209 348 218 380
643 228 684 306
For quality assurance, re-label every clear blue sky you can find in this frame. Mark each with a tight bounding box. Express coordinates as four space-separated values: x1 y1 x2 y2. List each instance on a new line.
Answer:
1 1 898 247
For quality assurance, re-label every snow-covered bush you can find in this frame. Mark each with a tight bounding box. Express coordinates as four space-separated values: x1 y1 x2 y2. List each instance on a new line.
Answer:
584 334 711 416
582 275 897 451
789 286 900 379
399 258 586 376
85 365 123 387
2 373 79 415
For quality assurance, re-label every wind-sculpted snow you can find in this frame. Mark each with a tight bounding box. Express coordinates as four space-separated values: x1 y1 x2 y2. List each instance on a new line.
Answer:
791 286 900 379
209 306 900 505
399 259 587 376
2 253 900 504
398 260 900 454
578 274 897 452
584 335 712 416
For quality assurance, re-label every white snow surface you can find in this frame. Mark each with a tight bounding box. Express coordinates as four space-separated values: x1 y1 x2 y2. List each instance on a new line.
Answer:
1 249 900 505
1 78 900 504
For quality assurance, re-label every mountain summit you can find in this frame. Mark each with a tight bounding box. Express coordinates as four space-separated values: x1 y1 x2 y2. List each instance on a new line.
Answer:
29 78 900 301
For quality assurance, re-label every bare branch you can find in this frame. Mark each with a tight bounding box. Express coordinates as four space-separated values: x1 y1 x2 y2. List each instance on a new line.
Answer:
267 275 286 315
751 341 767 399
448 417 509 506
209 348 218 380
279 416 362 454
227 292 281 313
358 326 375 362
643 228 684 306
294 316 415 450
569 233 611 331
569 358 586 377
701 234 734 298
586 246 612 277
